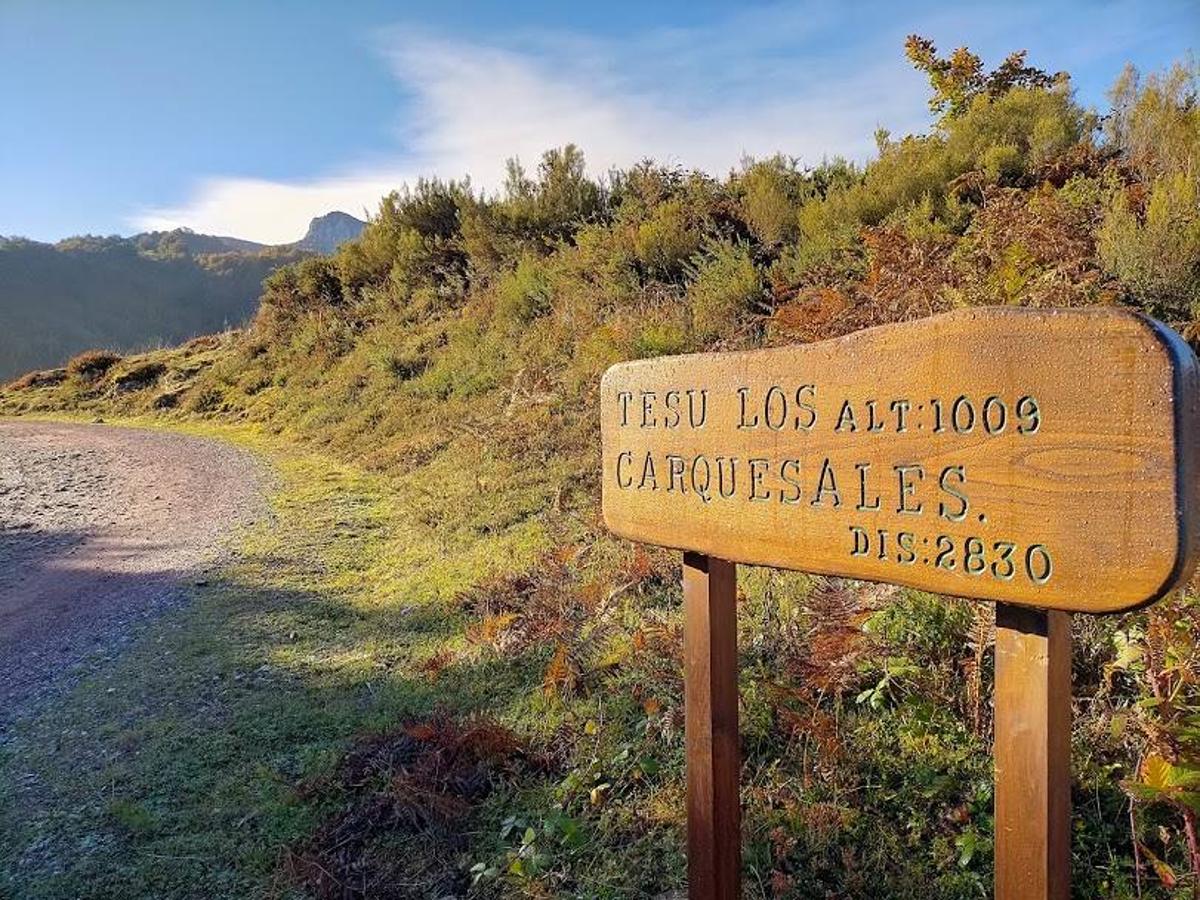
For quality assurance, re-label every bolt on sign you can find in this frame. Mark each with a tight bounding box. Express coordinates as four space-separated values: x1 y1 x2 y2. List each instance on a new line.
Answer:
600 307 1200 900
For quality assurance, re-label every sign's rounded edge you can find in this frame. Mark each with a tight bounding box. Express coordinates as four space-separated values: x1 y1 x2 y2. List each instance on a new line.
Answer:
598 362 627 539
1131 313 1200 613
600 357 697 539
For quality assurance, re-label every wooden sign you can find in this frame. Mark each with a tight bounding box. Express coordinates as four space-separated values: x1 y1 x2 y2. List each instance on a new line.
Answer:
602 307 1200 614
600 307 1200 900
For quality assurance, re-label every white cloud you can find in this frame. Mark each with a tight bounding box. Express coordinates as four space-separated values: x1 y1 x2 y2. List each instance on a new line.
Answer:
131 9 934 243
126 0 1198 243
133 172 408 244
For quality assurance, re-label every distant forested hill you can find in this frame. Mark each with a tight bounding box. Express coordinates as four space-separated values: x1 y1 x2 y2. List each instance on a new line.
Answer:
0 212 365 381
0 235 302 380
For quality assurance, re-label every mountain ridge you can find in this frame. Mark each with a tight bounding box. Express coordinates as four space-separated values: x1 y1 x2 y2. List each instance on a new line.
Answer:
1 210 367 257
295 211 366 253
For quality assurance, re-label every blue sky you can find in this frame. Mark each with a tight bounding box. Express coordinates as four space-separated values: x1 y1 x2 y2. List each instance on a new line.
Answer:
2 0 1195 244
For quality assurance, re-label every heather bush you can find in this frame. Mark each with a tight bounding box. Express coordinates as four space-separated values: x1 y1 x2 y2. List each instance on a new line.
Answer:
112 360 166 392
687 239 763 342
416 318 509 400
494 256 554 328
1107 60 1200 179
338 178 468 292
66 348 121 379
633 317 690 359
736 155 807 245
943 84 1091 173
1098 172 1200 320
633 198 703 281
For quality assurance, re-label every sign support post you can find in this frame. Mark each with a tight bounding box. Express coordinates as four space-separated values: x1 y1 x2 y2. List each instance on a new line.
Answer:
683 552 741 900
994 603 1072 900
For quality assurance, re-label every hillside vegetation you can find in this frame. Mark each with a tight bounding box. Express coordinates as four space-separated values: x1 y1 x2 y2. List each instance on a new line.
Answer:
0 213 365 381
3 42 1200 899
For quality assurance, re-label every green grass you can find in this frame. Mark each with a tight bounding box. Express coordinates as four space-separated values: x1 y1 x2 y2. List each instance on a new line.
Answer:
0 422 687 898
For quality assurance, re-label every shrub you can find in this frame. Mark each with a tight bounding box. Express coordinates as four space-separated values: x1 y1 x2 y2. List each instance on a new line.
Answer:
67 349 121 380
184 384 227 414
633 199 702 281
1098 173 1200 320
294 257 344 308
415 320 508 400
569 224 640 307
687 240 763 342
459 199 512 277
361 324 433 384
494 256 553 328
957 186 1103 308
501 145 603 241
775 199 866 285
777 81 1090 284
945 84 1091 172
884 192 969 242
737 156 806 245
257 257 345 335
564 324 626 391
1055 171 1110 211
980 142 1024 183
633 319 690 358
507 145 603 240
459 146 603 274
152 389 183 409
1106 60 1200 179
861 226 960 318
337 179 470 293
382 349 428 382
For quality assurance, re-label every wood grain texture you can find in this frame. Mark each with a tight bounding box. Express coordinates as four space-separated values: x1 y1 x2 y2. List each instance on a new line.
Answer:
601 308 1200 613
994 603 1072 900
683 553 742 899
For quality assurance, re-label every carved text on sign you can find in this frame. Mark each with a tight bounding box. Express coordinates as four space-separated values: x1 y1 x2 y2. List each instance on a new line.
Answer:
600 309 1200 613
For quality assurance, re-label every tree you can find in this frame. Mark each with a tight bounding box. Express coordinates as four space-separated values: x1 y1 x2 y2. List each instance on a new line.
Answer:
1106 60 1200 178
905 35 1062 121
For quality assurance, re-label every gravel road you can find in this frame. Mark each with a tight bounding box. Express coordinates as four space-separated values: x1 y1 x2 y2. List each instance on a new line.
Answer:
0 421 265 731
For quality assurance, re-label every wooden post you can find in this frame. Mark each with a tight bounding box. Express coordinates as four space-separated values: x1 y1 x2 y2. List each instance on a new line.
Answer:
994 602 1072 900
683 552 741 900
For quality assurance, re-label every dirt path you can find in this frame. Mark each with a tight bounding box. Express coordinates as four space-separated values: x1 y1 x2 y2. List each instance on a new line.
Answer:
0 420 265 730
